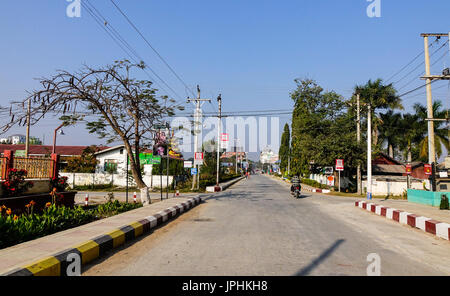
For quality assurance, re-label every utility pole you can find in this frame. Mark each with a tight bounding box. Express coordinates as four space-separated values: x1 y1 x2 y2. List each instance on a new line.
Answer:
367 104 372 200
187 85 211 191
421 33 450 191
25 98 31 157
216 94 222 187
235 138 239 174
356 93 362 195
166 123 170 200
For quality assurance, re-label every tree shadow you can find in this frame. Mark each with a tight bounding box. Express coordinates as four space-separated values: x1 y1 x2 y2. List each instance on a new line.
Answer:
294 239 345 276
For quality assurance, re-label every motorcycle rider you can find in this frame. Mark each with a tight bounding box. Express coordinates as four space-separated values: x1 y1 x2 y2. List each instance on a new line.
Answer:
291 175 301 193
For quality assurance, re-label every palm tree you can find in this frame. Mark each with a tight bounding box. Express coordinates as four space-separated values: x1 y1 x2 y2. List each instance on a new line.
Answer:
398 113 422 163
354 79 403 146
413 100 449 161
378 110 402 158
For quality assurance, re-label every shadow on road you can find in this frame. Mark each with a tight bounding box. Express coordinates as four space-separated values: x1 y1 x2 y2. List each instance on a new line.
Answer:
294 239 345 276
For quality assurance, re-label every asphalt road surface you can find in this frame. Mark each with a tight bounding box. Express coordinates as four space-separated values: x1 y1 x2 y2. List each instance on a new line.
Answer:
83 174 450 276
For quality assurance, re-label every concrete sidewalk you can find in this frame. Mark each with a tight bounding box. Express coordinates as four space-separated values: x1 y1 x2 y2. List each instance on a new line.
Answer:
364 199 450 225
74 191 198 205
0 195 204 275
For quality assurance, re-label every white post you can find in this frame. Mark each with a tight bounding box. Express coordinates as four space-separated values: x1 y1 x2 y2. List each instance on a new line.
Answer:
367 105 372 200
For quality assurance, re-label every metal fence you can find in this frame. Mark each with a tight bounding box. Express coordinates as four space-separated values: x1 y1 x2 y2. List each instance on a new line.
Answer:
13 157 54 179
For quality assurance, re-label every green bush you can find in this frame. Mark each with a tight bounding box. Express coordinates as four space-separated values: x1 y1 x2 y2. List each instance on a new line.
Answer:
301 178 330 190
0 200 142 249
440 194 449 210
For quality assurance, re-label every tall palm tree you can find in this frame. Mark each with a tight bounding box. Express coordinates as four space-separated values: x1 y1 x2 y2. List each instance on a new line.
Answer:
378 110 402 158
398 113 422 163
354 79 403 146
413 100 449 161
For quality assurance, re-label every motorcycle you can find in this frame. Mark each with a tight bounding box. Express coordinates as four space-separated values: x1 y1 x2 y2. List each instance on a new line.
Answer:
290 185 301 198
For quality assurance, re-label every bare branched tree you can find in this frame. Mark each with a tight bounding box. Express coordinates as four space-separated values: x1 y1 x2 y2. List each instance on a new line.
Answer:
0 60 184 201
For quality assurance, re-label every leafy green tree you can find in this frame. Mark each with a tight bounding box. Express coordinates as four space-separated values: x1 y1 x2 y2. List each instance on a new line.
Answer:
0 60 183 197
279 123 290 174
63 145 99 173
290 79 363 178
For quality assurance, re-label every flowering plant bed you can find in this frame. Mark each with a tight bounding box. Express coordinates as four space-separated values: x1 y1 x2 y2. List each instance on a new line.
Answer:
1 169 34 198
0 191 77 215
0 199 142 249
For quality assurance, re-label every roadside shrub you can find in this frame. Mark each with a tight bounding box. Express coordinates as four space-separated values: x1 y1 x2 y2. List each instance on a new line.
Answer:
301 178 330 190
1 169 34 198
50 176 69 192
440 194 449 210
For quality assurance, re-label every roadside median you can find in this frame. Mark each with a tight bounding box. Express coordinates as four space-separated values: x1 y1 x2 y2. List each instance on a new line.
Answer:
206 176 246 192
0 196 203 276
355 200 450 242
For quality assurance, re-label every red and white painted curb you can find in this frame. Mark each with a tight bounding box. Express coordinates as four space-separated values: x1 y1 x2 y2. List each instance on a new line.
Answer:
355 201 450 241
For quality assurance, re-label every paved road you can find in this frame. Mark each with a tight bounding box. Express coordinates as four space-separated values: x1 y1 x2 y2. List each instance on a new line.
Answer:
83 174 450 276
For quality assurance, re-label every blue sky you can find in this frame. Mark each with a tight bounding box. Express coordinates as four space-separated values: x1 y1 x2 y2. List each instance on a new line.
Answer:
0 1 449 159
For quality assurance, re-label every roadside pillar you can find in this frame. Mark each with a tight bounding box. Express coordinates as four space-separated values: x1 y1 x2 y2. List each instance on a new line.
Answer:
3 150 14 180
51 153 60 179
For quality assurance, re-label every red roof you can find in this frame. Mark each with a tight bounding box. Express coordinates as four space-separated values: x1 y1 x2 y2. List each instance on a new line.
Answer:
0 144 110 156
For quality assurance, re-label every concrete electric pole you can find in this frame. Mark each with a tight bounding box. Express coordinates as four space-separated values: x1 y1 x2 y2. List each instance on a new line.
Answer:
25 98 31 157
367 104 372 200
356 93 362 195
187 85 211 190
216 94 222 187
420 33 450 191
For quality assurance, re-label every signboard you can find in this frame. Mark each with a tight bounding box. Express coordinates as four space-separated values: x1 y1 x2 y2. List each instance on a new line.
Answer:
424 164 432 176
190 168 198 175
327 176 334 186
406 164 412 175
194 152 204 165
220 133 229 149
184 161 193 168
152 156 161 164
335 159 344 171
323 167 334 175
14 150 26 157
439 171 448 178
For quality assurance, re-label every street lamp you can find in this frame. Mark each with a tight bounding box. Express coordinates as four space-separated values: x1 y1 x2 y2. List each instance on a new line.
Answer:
52 123 65 154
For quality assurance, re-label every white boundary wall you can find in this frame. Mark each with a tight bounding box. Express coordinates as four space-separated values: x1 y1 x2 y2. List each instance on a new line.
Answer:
60 172 173 189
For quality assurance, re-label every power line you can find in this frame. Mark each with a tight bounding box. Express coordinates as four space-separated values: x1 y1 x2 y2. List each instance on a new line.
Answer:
82 1 185 103
385 38 439 84
394 40 448 89
109 0 196 98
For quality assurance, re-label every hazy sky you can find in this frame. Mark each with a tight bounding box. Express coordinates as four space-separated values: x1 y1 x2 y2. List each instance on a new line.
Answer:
0 1 449 160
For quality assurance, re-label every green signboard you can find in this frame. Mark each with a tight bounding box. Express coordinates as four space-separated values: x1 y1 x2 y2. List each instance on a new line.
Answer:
15 150 26 157
128 153 161 165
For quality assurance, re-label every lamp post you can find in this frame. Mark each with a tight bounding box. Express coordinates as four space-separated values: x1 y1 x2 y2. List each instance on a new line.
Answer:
52 123 65 154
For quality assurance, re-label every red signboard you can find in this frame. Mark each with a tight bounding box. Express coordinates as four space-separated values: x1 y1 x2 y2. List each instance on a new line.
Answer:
424 164 432 176
406 164 412 175
221 133 229 142
195 152 204 160
335 159 344 171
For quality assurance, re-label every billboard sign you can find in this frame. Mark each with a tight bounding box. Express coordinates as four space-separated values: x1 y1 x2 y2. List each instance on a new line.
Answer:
335 159 344 171
184 161 193 168
424 164 432 176
194 152 204 165
406 164 412 175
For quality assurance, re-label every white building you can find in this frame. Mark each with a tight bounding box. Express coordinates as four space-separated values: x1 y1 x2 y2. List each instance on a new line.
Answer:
260 147 279 164
9 134 26 145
